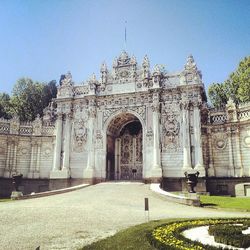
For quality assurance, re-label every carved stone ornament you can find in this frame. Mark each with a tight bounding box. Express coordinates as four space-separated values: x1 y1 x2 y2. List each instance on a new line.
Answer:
43 147 52 156
60 71 73 86
95 130 103 149
213 133 227 150
146 127 153 146
163 112 180 150
32 115 42 135
89 106 97 118
73 119 87 152
10 115 20 134
242 129 250 148
57 72 74 98
103 106 146 124
164 113 180 138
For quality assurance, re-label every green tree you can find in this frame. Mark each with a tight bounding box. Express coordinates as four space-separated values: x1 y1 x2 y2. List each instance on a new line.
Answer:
208 56 250 107
8 78 57 121
0 93 11 119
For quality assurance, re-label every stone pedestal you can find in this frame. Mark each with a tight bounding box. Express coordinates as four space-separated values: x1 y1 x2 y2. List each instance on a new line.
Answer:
11 191 23 200
151 167 162 179
50 169 70 179
83 168 95 179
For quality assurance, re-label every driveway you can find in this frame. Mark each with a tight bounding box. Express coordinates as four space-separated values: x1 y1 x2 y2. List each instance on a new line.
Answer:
0 182 249 250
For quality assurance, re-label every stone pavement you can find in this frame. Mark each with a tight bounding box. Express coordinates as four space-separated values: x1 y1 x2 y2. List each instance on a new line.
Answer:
0 182 249 250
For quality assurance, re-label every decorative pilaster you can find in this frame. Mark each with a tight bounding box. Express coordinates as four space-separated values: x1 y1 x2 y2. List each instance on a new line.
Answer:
35 142 41 178
227 127 235 177
182 102 192 171
151 102 162 178
53 113 63 171
12 139 18 175
84 106 96 179
115 138 121 180
4 139 12 178
28 141 35 178
234 127 244 177
50 113 69 179
193 102 205 176
62 113 72 174
207 128 215 176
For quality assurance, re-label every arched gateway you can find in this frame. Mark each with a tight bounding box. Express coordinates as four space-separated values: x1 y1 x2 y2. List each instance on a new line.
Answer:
105 112 144 180
0 50 250 195
48 50 207 184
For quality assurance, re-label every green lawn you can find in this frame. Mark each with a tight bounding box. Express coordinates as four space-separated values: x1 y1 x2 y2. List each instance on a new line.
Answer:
81 219 180 250
0 198 11 202
200 195 250 211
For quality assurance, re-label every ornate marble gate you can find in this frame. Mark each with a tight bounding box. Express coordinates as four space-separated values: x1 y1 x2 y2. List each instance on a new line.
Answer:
119 126 143 180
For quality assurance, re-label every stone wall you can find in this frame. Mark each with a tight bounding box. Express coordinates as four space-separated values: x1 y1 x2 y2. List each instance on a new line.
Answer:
203 100 250 178
0 116 55 179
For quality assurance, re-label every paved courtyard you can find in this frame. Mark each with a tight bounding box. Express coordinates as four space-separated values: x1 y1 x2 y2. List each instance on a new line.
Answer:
1 182 249 250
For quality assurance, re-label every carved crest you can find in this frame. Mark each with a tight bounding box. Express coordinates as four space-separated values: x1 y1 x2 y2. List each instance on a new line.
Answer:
73 119 87 152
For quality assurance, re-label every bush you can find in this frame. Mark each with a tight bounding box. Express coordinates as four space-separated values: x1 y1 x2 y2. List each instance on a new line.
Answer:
208 224 250 248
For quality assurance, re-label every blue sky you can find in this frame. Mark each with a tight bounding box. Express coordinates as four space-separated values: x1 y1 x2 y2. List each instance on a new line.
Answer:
0 0 249 94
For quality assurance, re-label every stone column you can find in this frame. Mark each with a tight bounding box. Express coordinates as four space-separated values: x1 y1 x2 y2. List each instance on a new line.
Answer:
12 140 18 174
193 103 205 176
50 113 70 179
207 128 215 176
151 103 162 178
84 107 96 179
28 141 35 178
52 113 63 171
115 138 120 180
182 103 192 171
235 127 243 177
227 127 235 177
62 113 72 173
4 139 12 178
34 142 41 178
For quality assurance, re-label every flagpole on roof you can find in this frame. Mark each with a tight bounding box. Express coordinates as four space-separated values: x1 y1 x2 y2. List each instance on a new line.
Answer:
124 20 127 51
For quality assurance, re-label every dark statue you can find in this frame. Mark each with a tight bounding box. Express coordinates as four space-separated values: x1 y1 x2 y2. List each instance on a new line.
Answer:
184 171 199 193
12 174 23 191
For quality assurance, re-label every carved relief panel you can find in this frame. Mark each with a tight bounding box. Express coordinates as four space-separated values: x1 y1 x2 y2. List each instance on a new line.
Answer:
161 104 181 151
72 106 89 152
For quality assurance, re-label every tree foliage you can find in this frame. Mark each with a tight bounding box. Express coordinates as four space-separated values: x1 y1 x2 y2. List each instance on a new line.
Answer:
208 56 250 107
0 93 11 119
0 78 57 121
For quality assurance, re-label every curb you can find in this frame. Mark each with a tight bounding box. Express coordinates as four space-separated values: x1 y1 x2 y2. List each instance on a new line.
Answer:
150 183 201 207
14 183 90 200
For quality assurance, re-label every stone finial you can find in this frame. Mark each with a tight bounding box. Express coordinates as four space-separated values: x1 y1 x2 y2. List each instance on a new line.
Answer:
185 54 197 71
57 71 74 98
101 62 107 72
90 73 97 82
226 97 237 121
116 50 130 66
60 71 73 86
113 57 118 68
131 55 137 65
33 114 42 135
10 115 20 134
142 55 150 69
226 97 236 110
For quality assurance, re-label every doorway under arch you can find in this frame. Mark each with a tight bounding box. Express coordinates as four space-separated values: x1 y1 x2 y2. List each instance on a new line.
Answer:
106 113 143 181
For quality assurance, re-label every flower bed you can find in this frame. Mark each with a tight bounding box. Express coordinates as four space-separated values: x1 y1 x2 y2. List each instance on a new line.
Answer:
149 218 250 250
208 223 250 248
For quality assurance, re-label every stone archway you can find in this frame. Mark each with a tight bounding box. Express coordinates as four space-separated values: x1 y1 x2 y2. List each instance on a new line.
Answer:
106 112 143 181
